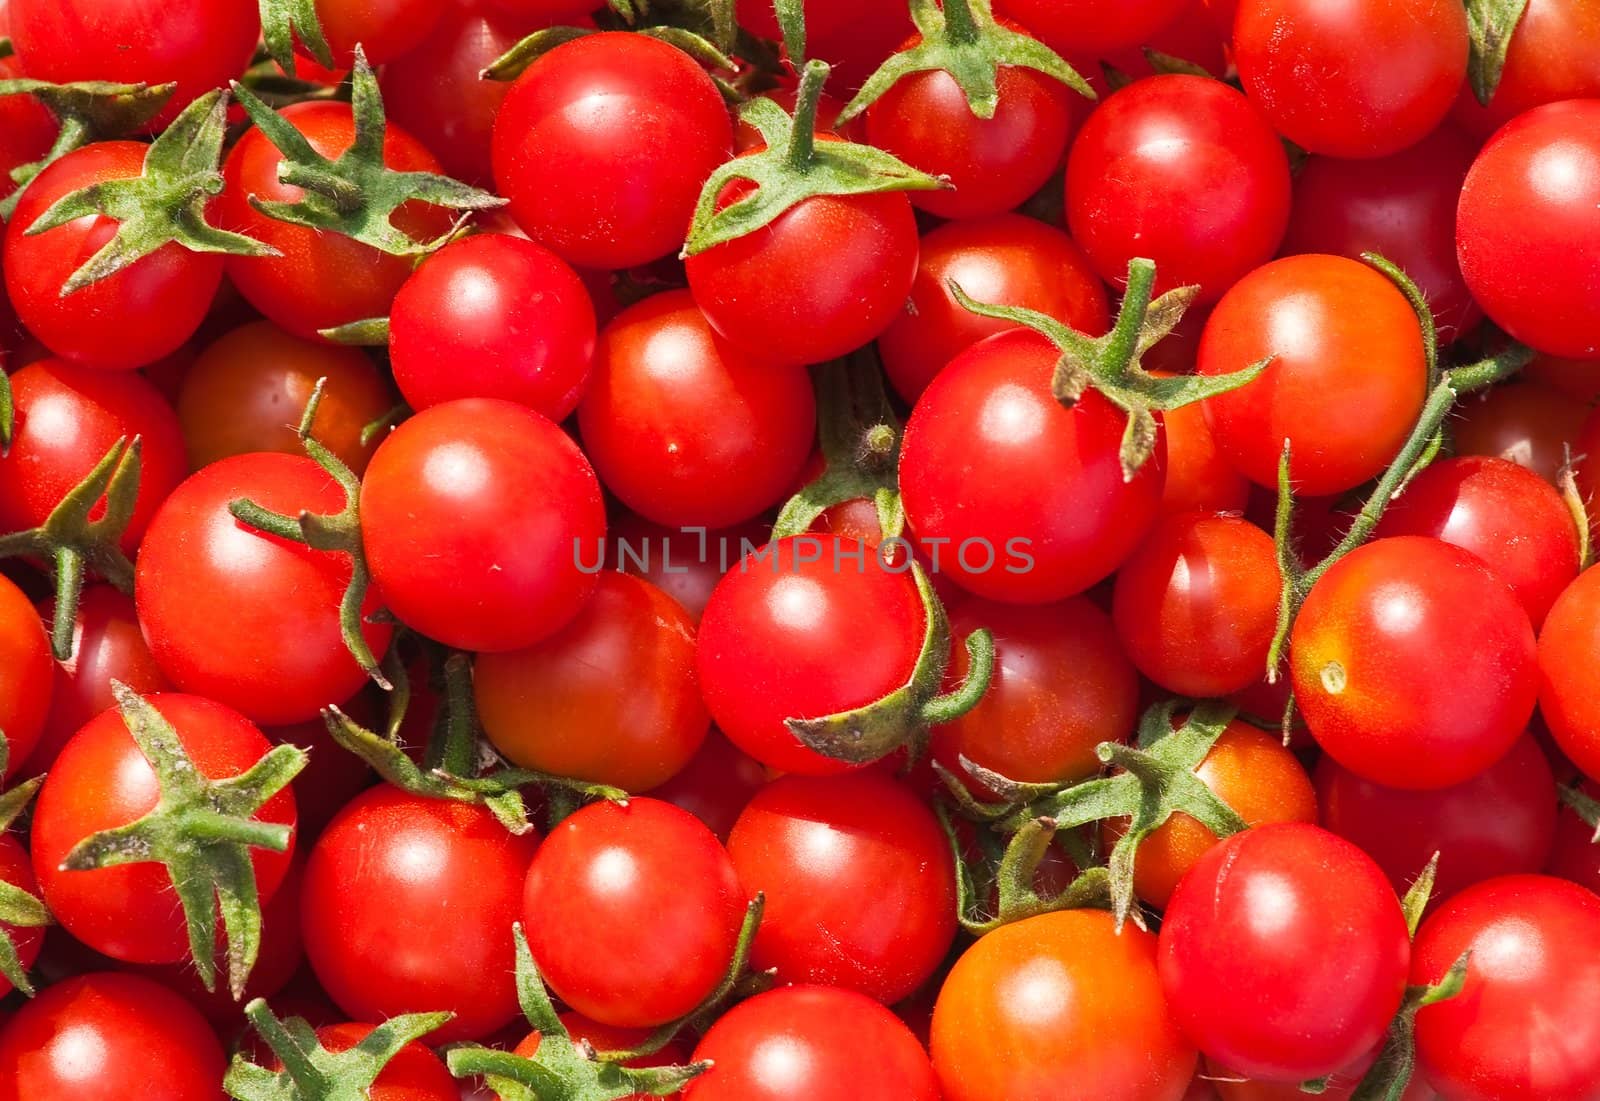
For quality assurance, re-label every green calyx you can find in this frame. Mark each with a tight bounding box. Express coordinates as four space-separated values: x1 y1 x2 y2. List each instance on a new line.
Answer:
943 808 1119 936
683 59 946 255
0 76 174 218
0 771 50 997
837 0 1093 125
952 257 1272 481
0 434 140 659
318 315 390 346
258 0 336 76
484 25 734 83
1466 0 1531 106
225 1000 453 1101
231 47 504 256
24 90 277 294
62 683 306 999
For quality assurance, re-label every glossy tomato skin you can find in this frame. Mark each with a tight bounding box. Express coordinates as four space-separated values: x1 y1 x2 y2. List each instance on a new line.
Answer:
1458 100 1600 360
1159 823 1410 1083
687 985 939 1101
0 58 54 204
301 786 539 1043
1412 875 1600 1101
933 909 1196 1101
1450 0 1600 138
0 972 227 1101
933 595 1138 789
31 693 297 965
8 0 258 129
0 567 57 779
995 0 1187 54
1234 0 1467 159
1281 127 1480 346
727 772 956 1005
522 798 746 1029
1317 734 1557 906
878 214 1110 403
136 453 393 726
475 571 709 792
1198 255 1428 496
1066 75 1290 304
1538 567 1600 782
900 328 1165 603
5 144 224 370
360 399 606 653
178 321 391 475
1454 380 1586 484
493 33 732 269
578 291 814 528
220 101 455 339
0 839 41 998
695 536 926 776
1374 455 1580 629
312 0 444 66
1156 376 1251 515
392 234 595 419
1292 537 1537 790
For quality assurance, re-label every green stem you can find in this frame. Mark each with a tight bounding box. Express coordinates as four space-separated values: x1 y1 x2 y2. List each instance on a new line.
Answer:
50 545 85 660
921 630 996 726
228 499 307 544
942 0 982 45
1103 257 1156 365
784 60 828 170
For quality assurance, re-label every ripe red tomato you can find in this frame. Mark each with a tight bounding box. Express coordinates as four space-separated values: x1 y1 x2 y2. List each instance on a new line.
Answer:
900 328 1165 602
360 398 606 653
136 453 393 725
1458 99 1600 359
1317 734 1557 906
493 33 732 270
0 839 41 999
1292 537 1538 790
687 985 940 1101
878 214 1110 403
695 536 926 776
523 798 746 1029
0 59 53 203
1413 875 1600 1101
1198 254 1428 496
933 909 1196 1101
1374 455 1580 629
995 0 1188 55
1281 127 1480 345
578 291 815 529
475 571 710 793
31 693 297 965
302 786 539 1043
1450 0 1600 138
1234 0 1467 158
1538 567 1600 783
1159 823 1410 1083
1066 75 1291 304
932 595 1138 789
220 101 456 340
1155 375 1252 515
0 972 227 1101
646 730 768 842
4 144 225 370
0 572 54 776
1454 380 1586 485
8 0 259 129
728 772 956 1004
310 0 444 67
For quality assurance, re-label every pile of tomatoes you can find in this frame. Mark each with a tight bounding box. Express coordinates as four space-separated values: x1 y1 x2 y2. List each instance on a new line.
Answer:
2 0 1600 1098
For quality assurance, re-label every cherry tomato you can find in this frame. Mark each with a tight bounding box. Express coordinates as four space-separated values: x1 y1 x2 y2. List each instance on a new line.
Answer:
522 798 746 1029
0 972 227 1101
687 985 939 1101
878 214 1110 403
136 452 393 725
0 573 57 779
178 320 392 475
1234 0 1467 158
493 32 732 270
0 58 53 203
606 511 772 624
1457 99 1600 360
31 693 297 965
1537 567 1600 783
1412 875 1600 1101
1453 380 1586 484
728 772 956 1005
220 101 456 339
360 398 606 653
0 838 41 999
1159 823 1410 1083
900 328 1165 602
476 571 709 793
1198 255 1428 496
310 0 445 67
301 785 539 1043
1292 536 1537 790
1067 0 1229 97
1450 0 1600 139
1066 75 1291 304
645 730 767 842
1155 375 1252 515
695 536 926 776
578 291 814 529
994 0 1188 55
933 908 1196 1101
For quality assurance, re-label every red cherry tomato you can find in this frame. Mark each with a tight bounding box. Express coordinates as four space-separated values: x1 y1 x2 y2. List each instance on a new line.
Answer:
1450 0 1600 139
1292 536 1538 790
0 58 54 203
995 0 1188 55
1159 823 1410 1083
310 0 445 67
1454 380 1586 484
1155 375 1252 516
1537 567 1600 783
360 398 606 653
523 798 746 1029
0 838 41 999
645 730 768 842
31 693 297 965
301 786 539 1043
